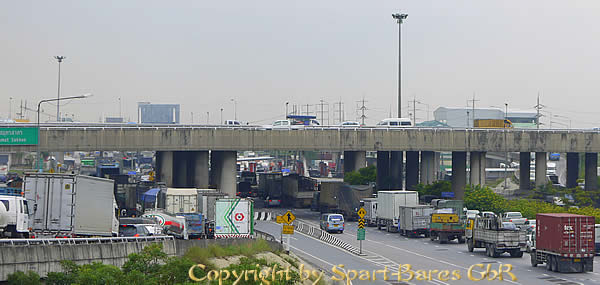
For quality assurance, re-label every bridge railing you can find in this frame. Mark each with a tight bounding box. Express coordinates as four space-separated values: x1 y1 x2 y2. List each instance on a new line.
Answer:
0 236 174 246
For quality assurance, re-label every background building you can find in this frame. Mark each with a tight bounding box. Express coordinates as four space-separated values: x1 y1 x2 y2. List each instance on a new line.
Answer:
137 102 180 124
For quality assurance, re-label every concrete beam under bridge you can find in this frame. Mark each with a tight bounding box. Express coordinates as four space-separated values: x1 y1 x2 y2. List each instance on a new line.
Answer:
469 151 486 186
405 151 419 190
390 151 404 189
566 152 580 189
420 151 436 185
376 151 391 190
535 152 547 187
210 151 236 197
585 153 598 191
156 151 174 187
9 125 600 153
519 152 531 190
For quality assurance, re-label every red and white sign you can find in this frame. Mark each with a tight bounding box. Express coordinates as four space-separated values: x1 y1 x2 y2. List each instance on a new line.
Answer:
234 213 245 222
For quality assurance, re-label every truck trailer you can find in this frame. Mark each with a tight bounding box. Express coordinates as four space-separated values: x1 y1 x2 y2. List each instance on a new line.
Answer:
466 216 527 257
429 199 465 244
530 213 594 273
398 205 434 237
361 198 378 227
376 191 418 232
215 198 254 238
24 173 119 237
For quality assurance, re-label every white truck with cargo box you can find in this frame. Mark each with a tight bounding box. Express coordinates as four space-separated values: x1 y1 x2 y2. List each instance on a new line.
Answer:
215 198 254 238
164 188 198 214
398 205 434 237
0 188 30 238
466 216 527 258
376 190 418 232
24 173 119 237
361 198 377 227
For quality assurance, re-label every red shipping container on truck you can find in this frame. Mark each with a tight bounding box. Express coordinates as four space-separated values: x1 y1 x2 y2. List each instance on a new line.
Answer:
536 213 595 256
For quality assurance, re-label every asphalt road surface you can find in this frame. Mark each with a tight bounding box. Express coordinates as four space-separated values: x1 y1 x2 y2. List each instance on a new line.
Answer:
256 207 600 285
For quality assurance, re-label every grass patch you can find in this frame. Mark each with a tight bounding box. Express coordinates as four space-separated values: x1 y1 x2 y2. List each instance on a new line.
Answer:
283 257 299 269
184 239 275 267
486 178 504 188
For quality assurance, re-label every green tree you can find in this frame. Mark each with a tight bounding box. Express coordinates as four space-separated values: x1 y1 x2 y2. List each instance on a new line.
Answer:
6 271 41 285
414 181 451 197
344 165 376 185
464 184 507 213
122 243 167 276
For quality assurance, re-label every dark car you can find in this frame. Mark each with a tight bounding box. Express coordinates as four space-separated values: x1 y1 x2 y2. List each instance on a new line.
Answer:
119 224 152 237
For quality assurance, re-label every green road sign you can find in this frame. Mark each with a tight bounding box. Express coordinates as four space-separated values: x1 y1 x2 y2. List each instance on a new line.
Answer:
0 127 38 145
357 228 365 240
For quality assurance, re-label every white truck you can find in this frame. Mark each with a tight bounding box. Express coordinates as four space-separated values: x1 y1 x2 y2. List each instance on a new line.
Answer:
361 198 378 227
0 188 30 238
398 205 434 238
376 190 419 232
165 188 198 214
215 198 254 238
24 173 119 237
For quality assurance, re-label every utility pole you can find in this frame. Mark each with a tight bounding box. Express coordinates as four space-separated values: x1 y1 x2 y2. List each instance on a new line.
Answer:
534 93 544 129
207 111 210 124
54 56 66 122
357 98 367 125
317 99 328 125
413 97 416 124
8 97 13 120
392 13 408 118
468 93 479 128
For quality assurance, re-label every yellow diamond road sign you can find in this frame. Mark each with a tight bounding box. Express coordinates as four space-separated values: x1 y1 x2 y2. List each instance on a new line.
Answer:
357 207 366 219
283 211 295 224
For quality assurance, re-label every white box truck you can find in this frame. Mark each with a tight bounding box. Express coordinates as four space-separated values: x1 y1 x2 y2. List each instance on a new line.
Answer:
215 198 254 238
376 190 418 232
24 173 119 237
197 189 228 222
165 188 198 214
398 205 434 237
361 198 378 227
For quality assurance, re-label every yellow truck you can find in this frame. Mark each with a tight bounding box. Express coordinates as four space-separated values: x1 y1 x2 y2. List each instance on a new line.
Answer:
473 119 513 128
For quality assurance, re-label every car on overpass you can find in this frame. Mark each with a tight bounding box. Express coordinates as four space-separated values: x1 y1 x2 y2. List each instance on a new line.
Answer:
376 118 413 127
339 121 361 127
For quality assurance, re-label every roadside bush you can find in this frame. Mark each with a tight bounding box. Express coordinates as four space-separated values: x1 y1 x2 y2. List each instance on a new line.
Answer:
464 184 508 213
6 271 41 285
344 165 376 185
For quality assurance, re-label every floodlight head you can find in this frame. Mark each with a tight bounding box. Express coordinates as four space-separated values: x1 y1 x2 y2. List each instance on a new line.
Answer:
392 13 408 23
54 56 66 62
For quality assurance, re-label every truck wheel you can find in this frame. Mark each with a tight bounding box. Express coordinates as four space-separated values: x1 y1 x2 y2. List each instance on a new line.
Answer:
457 236 465 244
552 256 559 272
511 250 523 258
491 245 500 258
485 244 491 257
429 232 435 241
439 233 447 244
467 239 474 252
530 251 538 267
545 255 552 271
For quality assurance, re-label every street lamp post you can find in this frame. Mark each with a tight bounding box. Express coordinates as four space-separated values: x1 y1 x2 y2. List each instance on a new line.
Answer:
220 108 223 125
54 56 66 122
392 13 408 118
230 99 237 121
285 102 289 117
37 94 90 171
504 103 508 189
8 97 13 120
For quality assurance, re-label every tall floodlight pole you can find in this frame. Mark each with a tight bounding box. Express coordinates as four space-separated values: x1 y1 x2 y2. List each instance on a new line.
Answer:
54 56 66 121
37 94 90 171
230 99 237 121
392 13 408 118
8 97 13 120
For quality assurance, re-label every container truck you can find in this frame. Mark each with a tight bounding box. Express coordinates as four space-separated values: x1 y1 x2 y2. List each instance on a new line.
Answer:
466 216 527 257
398 205 434 237
429 199 465 244
376 191 418 232
164 188 198 213
473 119 513 128
361 198 378 227
197 189 228 222
215 198 254 238
530 213 594 273
24 173 119 237
317 179 373 220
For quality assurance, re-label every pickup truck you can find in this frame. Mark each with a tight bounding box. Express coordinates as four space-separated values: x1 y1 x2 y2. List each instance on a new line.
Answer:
502 212 527 227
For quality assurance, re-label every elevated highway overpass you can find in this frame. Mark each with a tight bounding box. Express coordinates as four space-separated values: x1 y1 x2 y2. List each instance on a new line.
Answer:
2 124 598 198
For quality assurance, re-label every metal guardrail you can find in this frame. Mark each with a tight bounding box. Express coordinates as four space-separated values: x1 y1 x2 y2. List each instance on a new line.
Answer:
0 236 174 246
0 123 594 132
254 230 277 242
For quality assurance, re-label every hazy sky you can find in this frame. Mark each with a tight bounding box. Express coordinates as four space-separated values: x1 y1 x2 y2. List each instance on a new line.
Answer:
1 1 599 127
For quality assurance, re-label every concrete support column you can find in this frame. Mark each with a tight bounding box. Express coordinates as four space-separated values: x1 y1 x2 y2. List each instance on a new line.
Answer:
519 152 531 190
343 151 366 173
189 151 209 188
452 152 467 200
173 151 189 187
376 151 391 190
390 151 404 189
566 152 580 189
535 152 547 187
209 151 223 188
434 152 441 180
156 151 174 187
219 151 237 197
419 151 435 185
585 153 598 191
405 151 420 190
469 152 486 186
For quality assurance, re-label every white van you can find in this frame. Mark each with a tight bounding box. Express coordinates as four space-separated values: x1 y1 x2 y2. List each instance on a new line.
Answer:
376 118 413 127
224 120 241 126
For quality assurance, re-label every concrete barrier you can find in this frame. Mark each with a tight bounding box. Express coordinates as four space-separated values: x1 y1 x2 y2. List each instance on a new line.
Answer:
0 234 281 281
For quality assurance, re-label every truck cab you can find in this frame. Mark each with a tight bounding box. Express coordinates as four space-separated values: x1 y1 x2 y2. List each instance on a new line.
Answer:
0 189 30 238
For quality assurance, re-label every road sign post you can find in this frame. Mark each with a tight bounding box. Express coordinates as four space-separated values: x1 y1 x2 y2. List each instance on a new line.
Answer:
357 207 366 254
278 211 295 252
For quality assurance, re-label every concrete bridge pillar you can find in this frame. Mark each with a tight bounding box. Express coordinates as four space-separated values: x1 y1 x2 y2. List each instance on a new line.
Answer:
566 152 580 189
469 151 486 186
390 151 404 189
519 152 531 190
173 151 189 187
209 151 223 187
189 151 209 188
420 151 435 185
405 151 420 190
535 152 547 187
452 151 467 199
585 153 597 191
210 151 237 196
156 151 174 187
343 151 366 173
376 151 391 190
